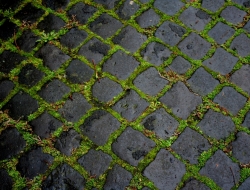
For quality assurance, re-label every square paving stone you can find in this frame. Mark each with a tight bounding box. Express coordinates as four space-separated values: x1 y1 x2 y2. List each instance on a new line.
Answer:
154 0 184 16
167 56 191 75
220 6 246 25
102 50 140 80
30 111 62 139
3 91 39 120
197 109 235 140
202 0 225 12
230 33 250 57
93 0 118 9
0 169 13 190
0 20 18 41
133 67 169 96
141 42 172 66
181 178 210 190
42 163 86 189
179 7 211 32
178 32 211 60
141 108 179 140
199 150 240 190
92 77 123 102
243 20 250 32
112 127 155 166
60 28 88 48
16 147 54 179
231 65 250 95
171 127 211 164
187 67 219 96
38 79 70 103
103 164 132 189
67 2 97 25
238 177 250 190
136 9 160 29
16 30 40 52
35 43 70 70
143 149 186 190
37 13 65 33
18 64 44 88
42 0 69 10
0 80 15 101
203 48 238 75
113 26 147 53
155 21 186 47
0 0 22 10
90 13 122 39
54 129 82 156
242 111 250 129
117 0 139 20
112 89 149 121
80 110 120 146
0 128 26 160
208 22 235 44
58 93 92 122
78 149 112 177
66 59 94 84
159 82 202 119
213 87 247 115
78 38 110 64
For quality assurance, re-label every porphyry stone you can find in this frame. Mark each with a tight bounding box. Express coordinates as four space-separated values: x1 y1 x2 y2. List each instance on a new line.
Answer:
182 178 210 190
93 0 119 9
167 56 191 75
60 28 88 48
154 0 184 16
230 33 250 57
0 169 13 190
136 9 160 28
0 20 18 41
238 177 250 190
0 80 15 101
37 13 65 33
117 0 140 20
16 30 40 52
242 111 250 129
220 6 246 24
202 0 225 12
231 65 250 95
42 0 69 10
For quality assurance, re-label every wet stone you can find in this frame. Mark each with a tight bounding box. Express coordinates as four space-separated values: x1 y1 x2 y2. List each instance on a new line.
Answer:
54 129 81 156
214 87 247 115
178 32 211 60
66 59 94 84
78 149 112 177
202 0 225 12
154 0 184 16
199 150 240 190
0 169 13 190
231 65 250 95
38 79 70 103
182 178 210 190
220 6 246 25
155 21 186 46
92 77 123 102
0 20 18 41
187 67 219 96
141 42 171 66
133 67 169 96
60 28 88 48
238 177 250 190
144 149 186 190
103 50 140 80
141 108 179 140
198 109 235 140
16 147 53 179
230 33 250 57
42 163 86 189
117 0 139 20
0 128 26 160
136 9 160 28
112 127 155 166
35 43 70 71
16 30 40 52
103 164 132 189
58 93 92 122
167 56 191 75
160 82 202 119
93 0 119 9
243 20 250 32
242 111 250 129
37 14 65 33
42 0 69 10
208 22 235 44
179 7 211 31
171 127 211 164
30 111 62 139
0 80 15 101
80 110 120 146
0 0 22 10
112 90 149 121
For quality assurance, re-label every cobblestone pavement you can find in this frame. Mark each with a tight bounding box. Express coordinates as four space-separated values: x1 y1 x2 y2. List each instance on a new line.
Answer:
1 0 250 189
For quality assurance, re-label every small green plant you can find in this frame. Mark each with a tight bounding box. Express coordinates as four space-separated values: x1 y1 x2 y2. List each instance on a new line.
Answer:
37 31 58 43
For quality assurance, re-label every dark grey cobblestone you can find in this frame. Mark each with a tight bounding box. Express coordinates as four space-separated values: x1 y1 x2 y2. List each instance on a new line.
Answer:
37 13 65 33
0 80 15 101
0 20 18 41
230 33 250 57
154 0 184 16
220 6 246 25
136 9 160 28
16 30 40 52
242 111 250 129
42 0 69 10
93 0 118 9
231 65 250 95
244 20 250 32
238 177 250 190
233 0 250 7
167 56 191 75
202 0 225 12
117 0 139 20
0 169 13 190
182 178 210 190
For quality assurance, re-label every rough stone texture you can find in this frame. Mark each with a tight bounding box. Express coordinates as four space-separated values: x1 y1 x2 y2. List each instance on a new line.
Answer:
0 0 22 10
214 87 247 115
113 26 147 53
231 65 250 95
112 89 149 121
0 169 13 190
0 128 26 160
141 42 172 66
143 149 186 190
133 67 169 96
160 82 202 119
199 150 240 190
244 20 250 32
155 21 186 46
54 129 82 156
80 110 120 146
78 149 112 177
230 33 250 57
103 164 132 189
203 48 238 75
92 77 123 102
16 30 40 52
238 177 250 190
140 0 150 3
242 111 250 129
136 9 160 28
141 108 179 140
178 32 211 60
102 50 140 80
182 178 210 190
208 22 235 44
198 109 235 140
187 67 219 96
220 6 246 25
16 147 54 179
202 0 225 12
42 0 69 10
37 13 65 33
38 79 70 103
0 80 15 101
154 0 184 16
117 0 139 20
0 20 18 41
167 56 191 75
93 0 118 9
